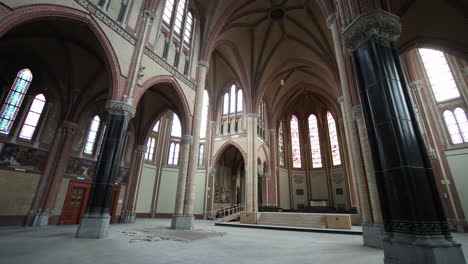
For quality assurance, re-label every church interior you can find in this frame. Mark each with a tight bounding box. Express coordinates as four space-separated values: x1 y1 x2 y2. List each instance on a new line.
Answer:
0 0 467 263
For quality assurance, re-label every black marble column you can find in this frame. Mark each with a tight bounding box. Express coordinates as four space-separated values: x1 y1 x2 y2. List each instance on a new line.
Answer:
76 101 135 239
343 9 465 264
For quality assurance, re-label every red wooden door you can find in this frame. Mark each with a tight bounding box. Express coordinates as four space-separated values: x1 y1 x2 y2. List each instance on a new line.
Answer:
110 186 121 224
59 182 90 225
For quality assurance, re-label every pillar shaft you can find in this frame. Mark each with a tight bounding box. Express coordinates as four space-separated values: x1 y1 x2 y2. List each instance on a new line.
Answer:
173 135 192 215
344 9 465 263
328 13 371 223
121 144 146 223
76 101 135 238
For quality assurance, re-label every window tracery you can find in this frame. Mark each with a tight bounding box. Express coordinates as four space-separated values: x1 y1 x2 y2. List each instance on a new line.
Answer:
84 115 101 155
308 114 322 168
290 115 301 168
327 111 341 166
19 94 46 140
444 108 468 144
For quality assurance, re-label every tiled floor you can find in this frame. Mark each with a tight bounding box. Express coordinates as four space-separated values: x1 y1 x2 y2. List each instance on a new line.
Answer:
1 219 467 264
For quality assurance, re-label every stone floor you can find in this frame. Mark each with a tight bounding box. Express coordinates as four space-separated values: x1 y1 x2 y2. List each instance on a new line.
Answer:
1 219 467 264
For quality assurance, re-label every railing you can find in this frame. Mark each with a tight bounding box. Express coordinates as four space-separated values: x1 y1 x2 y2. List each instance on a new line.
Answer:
207 204 245 223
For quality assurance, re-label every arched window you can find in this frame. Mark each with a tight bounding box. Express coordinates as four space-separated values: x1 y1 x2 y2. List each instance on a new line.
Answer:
145 137 156 161
308 114 322 168
230 85 236 113
19 94 46 140
223 93 229 115
198 144 205 167
170 113 182 137
168 142 180 165
153 120 160 132
200 90 209 139
84 115 101 155
290 115 301 168
444 108 468 144
237 90 243 112
162 0 175 25
174 0 186 35
183 11 193 44
327 112 341 166
0 69 33 135
278 121 285 167
419 48 460 102
222 84 243 115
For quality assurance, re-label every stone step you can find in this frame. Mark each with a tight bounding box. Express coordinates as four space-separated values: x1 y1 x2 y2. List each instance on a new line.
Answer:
257 213 327 228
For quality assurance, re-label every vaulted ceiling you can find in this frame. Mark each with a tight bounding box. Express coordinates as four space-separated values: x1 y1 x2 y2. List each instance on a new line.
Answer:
199 0 340 116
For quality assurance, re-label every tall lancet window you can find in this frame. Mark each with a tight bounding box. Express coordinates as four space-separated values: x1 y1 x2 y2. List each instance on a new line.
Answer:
162 0 175 25
84 115 101 155
290 115 301 168
170 113 182 137
19 94 46 140
444 108 468 144
174 0 186 35
419 48 460 102
327 111 341 166
278 121 285 167
308 114 322 168
0 69 33 135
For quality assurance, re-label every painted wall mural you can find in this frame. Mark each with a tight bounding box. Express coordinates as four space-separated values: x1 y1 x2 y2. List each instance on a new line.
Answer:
214 186 231 204
0 143 48 173
66 157 129 184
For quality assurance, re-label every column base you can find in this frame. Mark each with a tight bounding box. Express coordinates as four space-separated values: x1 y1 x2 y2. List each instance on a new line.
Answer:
170 214 194 230
383 232 466 264
33 212 50 227
123 211 136 224
362 222 384 249
76 213 110 239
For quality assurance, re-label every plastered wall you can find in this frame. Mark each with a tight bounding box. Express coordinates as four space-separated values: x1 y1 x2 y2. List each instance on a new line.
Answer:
0 170 40 215
447 148 468 217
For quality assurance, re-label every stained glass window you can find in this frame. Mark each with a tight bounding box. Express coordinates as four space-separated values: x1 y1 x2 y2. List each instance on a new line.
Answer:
0 69 33 135
327 111 341 166
174 0 186 35
168 142 180 165
290 115 301 168
419 48 460 102
278 121 285 167
308 114 322 168
200 90 209 138
162 0 175 25
19 94 46 140
170 113 182 137
145 137 156 161
84 115 101 155
198 144 205 167
153 120 160 132
183 11 193 44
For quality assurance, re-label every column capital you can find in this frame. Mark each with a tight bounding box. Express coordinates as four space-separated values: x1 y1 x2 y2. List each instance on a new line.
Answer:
142 8 155 21
463 66 468 76
409 80 424 90
209 120 217 126
427 149 437 160
135 144 147 154
338 96 345 103
268 128 276 133
263 172 272 179
181 135 193 144
352 105 363 120
105 100 136 118
326 13 337 28
198 60 209 69
342 9 401 52
62 121 78 134
246 113 259 118
209 168 217 176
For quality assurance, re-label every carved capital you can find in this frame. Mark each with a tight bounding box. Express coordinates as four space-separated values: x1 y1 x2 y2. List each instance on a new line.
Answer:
427 149 437 160
209 168 217 175
268 128 276 133
338 96 345 103
198 60 209 69
136 144 147 154
246 113 259 118
62 121 78 135
326 13 337 28
105 100 136 118
209 120 217 126
343 9 401 52
464 67 468 76
263 172 272 179
181 135 193 144
409 80 424 90
352 105 363 120
142 8 155 21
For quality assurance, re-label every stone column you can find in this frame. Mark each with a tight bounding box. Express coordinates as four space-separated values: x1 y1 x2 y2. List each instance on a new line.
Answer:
344 9 465 263
353 105 384 248
328 13 375 243
33 121 78 226
177 61 209 230
122 144 147 224
246 113 258 212
268 128 278 206
171 135 192 229
76 101 135 239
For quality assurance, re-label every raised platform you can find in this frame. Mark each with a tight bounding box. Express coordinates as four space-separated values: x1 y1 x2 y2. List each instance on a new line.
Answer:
215 221 363 235
254 212 353 230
